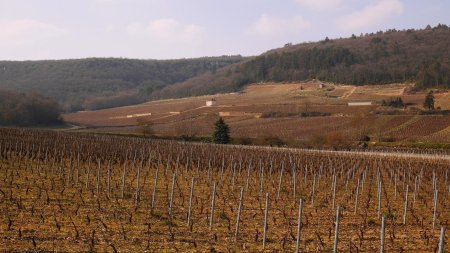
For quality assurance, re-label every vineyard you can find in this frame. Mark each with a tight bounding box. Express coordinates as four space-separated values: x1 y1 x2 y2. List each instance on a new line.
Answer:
64 83 450 146
1 128 450 252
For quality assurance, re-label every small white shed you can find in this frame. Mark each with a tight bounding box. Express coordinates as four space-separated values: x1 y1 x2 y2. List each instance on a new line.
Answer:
206 98 217 106
348 102 372 106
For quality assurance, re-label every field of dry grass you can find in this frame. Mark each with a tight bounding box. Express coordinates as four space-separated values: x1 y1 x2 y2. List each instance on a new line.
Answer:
436 93 450 110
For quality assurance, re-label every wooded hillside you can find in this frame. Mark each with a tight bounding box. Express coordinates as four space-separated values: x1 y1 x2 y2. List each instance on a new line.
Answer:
1 25 449 110
0 56 243 111
153 25 450 99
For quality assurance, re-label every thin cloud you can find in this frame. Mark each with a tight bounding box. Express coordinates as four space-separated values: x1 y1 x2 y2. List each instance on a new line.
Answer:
126 18 204 44
252 14 311 36
0 19 67 45
295 0 344 9
95 0 115 4
337 0 404 31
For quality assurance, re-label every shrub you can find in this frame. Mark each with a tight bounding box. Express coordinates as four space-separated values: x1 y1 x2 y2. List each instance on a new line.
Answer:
381 97 404 108
262 136 285 147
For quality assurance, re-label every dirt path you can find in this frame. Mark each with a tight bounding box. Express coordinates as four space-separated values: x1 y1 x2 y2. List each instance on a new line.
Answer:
341 86 357 98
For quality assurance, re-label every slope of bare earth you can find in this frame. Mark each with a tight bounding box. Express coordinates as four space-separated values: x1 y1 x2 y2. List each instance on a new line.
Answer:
64 82 450 145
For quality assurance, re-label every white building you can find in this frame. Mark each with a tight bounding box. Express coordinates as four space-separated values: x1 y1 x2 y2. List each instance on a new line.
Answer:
348 102 372 106
206 98 217 106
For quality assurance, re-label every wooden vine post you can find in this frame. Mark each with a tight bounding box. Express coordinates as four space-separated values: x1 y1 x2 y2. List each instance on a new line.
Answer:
296 198 303 253
209 182 216 230
380 215 386 253
263 192 269 250
234 187 244 242
333 205 341 253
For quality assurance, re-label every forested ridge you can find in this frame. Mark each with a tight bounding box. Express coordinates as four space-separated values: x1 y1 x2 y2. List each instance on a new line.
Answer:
154 25 450 99
0 25 449 111
0 56 243 111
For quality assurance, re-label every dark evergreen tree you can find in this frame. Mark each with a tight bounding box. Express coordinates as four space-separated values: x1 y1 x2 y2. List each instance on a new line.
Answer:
212 117 230 144
424 91 435 110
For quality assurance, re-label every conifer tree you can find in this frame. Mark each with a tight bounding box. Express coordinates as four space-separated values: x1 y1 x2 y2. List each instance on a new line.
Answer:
212 117 230 144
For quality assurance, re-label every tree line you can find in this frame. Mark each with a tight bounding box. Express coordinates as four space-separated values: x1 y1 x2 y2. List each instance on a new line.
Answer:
232 25 450 88
0 89 63 126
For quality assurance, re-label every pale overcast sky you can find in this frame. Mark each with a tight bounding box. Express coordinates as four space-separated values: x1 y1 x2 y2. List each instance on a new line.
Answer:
0 0 448 60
